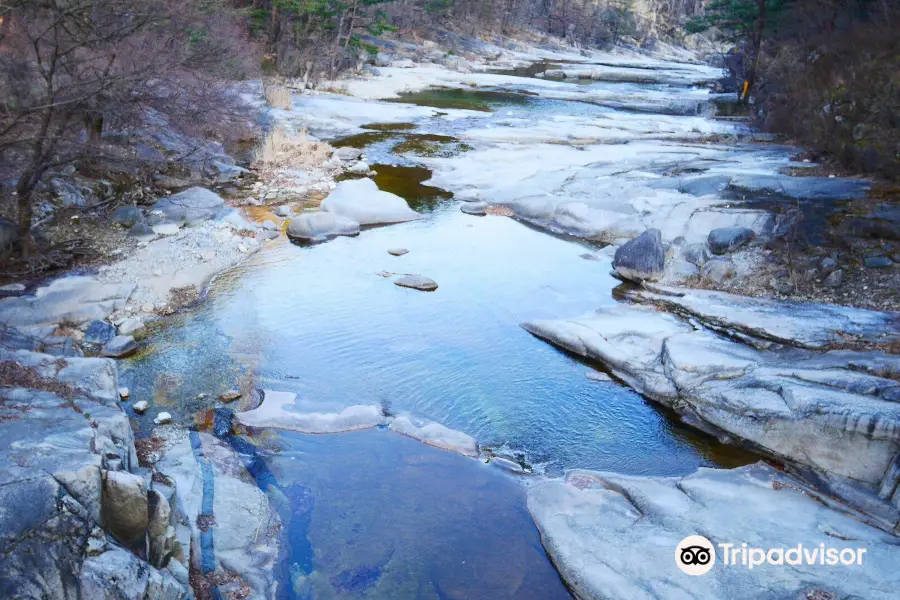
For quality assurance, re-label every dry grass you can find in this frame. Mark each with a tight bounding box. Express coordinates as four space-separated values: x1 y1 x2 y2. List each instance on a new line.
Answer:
252 123 333 171
263 82 292 110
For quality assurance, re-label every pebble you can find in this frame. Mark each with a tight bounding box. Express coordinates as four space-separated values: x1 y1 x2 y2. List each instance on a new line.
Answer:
388 248 409 256
133 401 149 414
864 255 893 269
586 370 612 382
153 412 173 425
118 387 130 399
219 390 242 403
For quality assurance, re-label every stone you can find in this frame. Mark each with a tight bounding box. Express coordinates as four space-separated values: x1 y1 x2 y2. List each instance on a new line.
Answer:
700 258 735 283
118 387 130 399
456 189 481 202
0 217 20 250
262 220 278 231
460 201 488 216
275 205 292 217
865 255 893 269
0 283 25 293
220 389 242 403
823 269 844 287
388 248 409 256
80 548 186 600
527 463 900 600
133 401 149 414
102 471 148 550
347 160 371 175
394 274 438 291
236 390 386 433
374 52 392 67
151 187 225 225
52 178 86 207
612 229 665 282
117 317 145 336
335 147 363 161
286 212 360 243
770 277 794 295
820 256 838 273
683 242 711 267
708 226 755 254
388 415 479 457
111 205 143 228
84 320 117 345
393 58 415 68
321 178 422 225
153 412 172 425
102 335 136 358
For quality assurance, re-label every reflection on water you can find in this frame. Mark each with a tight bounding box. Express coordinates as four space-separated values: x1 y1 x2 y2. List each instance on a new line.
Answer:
122 207 756 475
243 428 572 600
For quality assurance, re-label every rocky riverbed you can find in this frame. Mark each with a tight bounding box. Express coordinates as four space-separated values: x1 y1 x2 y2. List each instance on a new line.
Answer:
2 31 900 600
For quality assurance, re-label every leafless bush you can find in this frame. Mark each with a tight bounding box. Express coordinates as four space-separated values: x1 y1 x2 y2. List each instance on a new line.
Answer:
252 123 332 170
263 83 293 110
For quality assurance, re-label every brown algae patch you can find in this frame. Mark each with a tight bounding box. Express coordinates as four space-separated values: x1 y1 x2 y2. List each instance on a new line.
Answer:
361 122 417 131
391 134 473 158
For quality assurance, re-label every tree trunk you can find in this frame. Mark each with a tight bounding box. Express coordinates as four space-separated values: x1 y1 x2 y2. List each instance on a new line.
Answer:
744 0 768 103
15 178 36 258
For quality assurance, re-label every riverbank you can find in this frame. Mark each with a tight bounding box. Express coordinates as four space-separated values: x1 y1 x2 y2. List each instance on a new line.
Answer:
2 30 899 600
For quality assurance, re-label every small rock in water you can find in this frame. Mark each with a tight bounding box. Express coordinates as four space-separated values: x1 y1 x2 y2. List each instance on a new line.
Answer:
153 412 173 425
376 271 393 278
219 390 242 403
394 275 438 291
823 269 844 287
118 387 130 399
132 401 149 414
102 335 137 358
708 227 755 255
388 248 409 256
460 202 488 216
489 456 526 474
586 370 612 382
864 255 893 269
0 283 26 293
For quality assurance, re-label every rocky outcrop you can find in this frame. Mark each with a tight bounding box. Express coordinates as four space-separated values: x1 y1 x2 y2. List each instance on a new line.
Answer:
0 276 135 329
0 339 191 599
522 298 900 531
528 463 900 600
321 178 423 225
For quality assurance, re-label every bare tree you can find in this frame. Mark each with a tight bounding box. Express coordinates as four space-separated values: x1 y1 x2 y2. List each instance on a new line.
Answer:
0 0 251 256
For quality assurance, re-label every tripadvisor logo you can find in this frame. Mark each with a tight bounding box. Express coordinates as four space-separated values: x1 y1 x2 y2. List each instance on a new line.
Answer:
675 535 716 576
675 536 868 576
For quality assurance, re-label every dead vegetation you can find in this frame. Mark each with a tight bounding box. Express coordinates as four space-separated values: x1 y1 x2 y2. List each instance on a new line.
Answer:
262 82 293 110
251 123 333 172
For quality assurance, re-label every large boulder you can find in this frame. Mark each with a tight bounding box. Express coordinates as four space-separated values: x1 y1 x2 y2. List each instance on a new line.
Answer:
110 205 143 228
286 212 360 243
151 187 225 225
708 226 755 255
528 463 900 600
102 471 149 551
612 229 665 282
321 178 422 225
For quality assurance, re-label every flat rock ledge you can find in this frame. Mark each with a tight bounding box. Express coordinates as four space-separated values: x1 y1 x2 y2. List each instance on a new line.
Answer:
527 463 900 600
522 300 900 531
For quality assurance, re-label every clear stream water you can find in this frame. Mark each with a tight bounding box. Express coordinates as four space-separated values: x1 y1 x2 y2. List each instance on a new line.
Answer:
123 79 758 599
